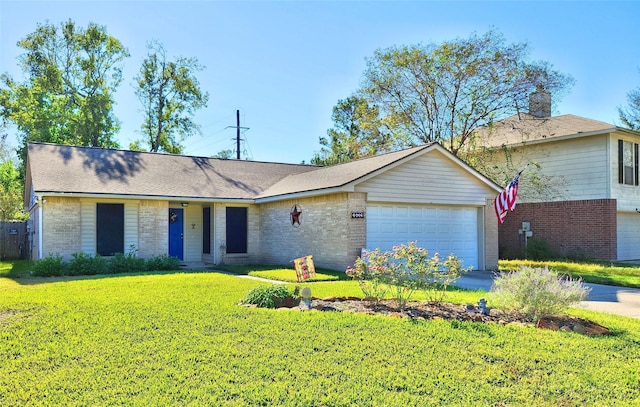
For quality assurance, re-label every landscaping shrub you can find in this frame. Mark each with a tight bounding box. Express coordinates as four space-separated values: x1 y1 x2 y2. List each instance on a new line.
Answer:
108 252 146 274
68 252 107 276
522 238 556 261
30 253 65 276
346 241 470 307
241 285 294 308
145 254 181 271
490 265 590 320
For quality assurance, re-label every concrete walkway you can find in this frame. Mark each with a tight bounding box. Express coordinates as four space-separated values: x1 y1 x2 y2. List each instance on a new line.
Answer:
456 270 640 319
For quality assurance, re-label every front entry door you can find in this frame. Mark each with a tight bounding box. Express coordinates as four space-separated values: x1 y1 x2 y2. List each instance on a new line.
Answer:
168 208 184 260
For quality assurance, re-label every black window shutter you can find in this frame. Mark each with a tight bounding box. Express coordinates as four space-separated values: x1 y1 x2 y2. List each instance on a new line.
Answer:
202 207 211 254
619 140 624 184
226 207 247 254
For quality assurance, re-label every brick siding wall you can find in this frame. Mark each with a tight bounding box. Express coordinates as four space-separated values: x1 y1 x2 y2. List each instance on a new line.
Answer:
499 199 617 261
42 196 82 260
259 192 367 271
138 200 168 258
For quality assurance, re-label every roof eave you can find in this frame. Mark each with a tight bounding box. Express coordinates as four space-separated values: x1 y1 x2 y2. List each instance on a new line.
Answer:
33 191 255 204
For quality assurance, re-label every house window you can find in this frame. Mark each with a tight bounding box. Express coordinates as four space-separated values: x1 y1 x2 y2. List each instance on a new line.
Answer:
203 207 211 254
226 207 247 254
97 203 124 256
618 140 639 186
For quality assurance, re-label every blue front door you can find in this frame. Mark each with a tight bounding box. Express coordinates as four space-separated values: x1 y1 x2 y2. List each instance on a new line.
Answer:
168 208 184 260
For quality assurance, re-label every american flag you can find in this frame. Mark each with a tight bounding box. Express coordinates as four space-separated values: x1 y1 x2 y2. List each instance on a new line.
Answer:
495 171 522 224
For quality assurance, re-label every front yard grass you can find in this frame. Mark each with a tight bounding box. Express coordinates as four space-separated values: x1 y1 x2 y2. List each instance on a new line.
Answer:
500 259 640 288
1 263 639 405
214 264 350 282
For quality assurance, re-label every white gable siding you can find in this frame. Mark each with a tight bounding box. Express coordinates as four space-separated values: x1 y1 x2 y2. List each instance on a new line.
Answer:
497 135 609 203
354 150 494 205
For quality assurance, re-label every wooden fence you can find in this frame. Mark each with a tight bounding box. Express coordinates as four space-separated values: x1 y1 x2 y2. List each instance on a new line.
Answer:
0 221 28 260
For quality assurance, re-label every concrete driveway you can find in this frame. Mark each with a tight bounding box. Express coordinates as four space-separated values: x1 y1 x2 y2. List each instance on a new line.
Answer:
456 270 640 319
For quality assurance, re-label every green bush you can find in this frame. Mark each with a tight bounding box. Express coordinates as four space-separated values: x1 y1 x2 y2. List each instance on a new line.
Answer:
30 253 65 277
490 265 590 320
145 254 181 271
108 252 146 274
523 238 556 261
241 285 293 308
68 252 108 276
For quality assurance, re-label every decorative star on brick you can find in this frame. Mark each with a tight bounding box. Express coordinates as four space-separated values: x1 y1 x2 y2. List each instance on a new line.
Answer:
290 204 302 226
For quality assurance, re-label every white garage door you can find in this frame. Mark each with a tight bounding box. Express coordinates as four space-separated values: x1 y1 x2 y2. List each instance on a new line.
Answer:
366 204 478 270
617 213 640 260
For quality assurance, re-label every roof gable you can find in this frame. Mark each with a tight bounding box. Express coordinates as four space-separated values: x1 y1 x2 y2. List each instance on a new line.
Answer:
257 143 501 201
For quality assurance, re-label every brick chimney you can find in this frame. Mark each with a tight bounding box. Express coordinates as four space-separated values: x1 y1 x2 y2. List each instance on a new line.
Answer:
529 88 551 118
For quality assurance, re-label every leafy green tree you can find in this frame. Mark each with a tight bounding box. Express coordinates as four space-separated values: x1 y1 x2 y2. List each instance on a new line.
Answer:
323 30 572 162
0 20 128 176
212 149 233 159
618 80 640 131
132 41 209 153
312 96 399 165
0 132 27 221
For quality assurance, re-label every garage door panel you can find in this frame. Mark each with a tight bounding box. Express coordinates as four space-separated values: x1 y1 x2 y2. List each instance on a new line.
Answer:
618 213 640 260
367 203 478 269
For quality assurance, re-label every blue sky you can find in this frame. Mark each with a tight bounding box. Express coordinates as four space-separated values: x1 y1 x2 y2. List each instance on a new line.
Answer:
1 0 639 164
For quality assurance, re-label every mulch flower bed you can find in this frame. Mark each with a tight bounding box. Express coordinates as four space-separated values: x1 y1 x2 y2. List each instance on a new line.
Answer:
266 296 611 336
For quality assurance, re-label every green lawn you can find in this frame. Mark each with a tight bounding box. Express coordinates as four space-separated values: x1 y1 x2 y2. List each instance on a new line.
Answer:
214 264 350 282
500 259 640 288
1 263 639 405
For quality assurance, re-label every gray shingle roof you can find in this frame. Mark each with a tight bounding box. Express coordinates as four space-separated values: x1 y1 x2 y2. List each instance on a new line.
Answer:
257 144 434 198
471 114 617 148
27 142 483 202
27 143 316 200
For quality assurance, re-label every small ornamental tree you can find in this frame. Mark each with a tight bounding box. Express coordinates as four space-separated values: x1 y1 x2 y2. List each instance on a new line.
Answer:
346 242 470 308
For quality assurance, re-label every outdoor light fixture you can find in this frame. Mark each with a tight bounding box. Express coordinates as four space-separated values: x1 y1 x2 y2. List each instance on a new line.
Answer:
181 202 189 208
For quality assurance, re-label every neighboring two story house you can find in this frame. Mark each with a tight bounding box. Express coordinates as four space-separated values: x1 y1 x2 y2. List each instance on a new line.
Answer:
474 91 640 261
24 142 502 271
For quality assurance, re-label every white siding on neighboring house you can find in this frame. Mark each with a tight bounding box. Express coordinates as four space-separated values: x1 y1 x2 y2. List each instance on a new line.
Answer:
610 135 640 211
504 135 609 203
355 150 495 205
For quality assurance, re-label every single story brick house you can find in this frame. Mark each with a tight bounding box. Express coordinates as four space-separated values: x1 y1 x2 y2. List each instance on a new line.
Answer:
24 141 502 270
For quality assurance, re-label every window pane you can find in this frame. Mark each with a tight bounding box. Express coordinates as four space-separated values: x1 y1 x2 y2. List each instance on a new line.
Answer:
622 141 636 185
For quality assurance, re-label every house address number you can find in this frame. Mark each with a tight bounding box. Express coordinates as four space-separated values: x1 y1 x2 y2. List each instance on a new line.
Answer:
351 211 365 219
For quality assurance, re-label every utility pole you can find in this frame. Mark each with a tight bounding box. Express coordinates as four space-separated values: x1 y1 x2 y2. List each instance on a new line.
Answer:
226 110 249 159
236 110 241 160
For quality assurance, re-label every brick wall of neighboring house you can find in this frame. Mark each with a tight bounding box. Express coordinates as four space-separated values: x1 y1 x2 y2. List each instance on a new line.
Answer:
499 199 617 261
42 196 82 260
259 192 367 271
138 200 168 258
